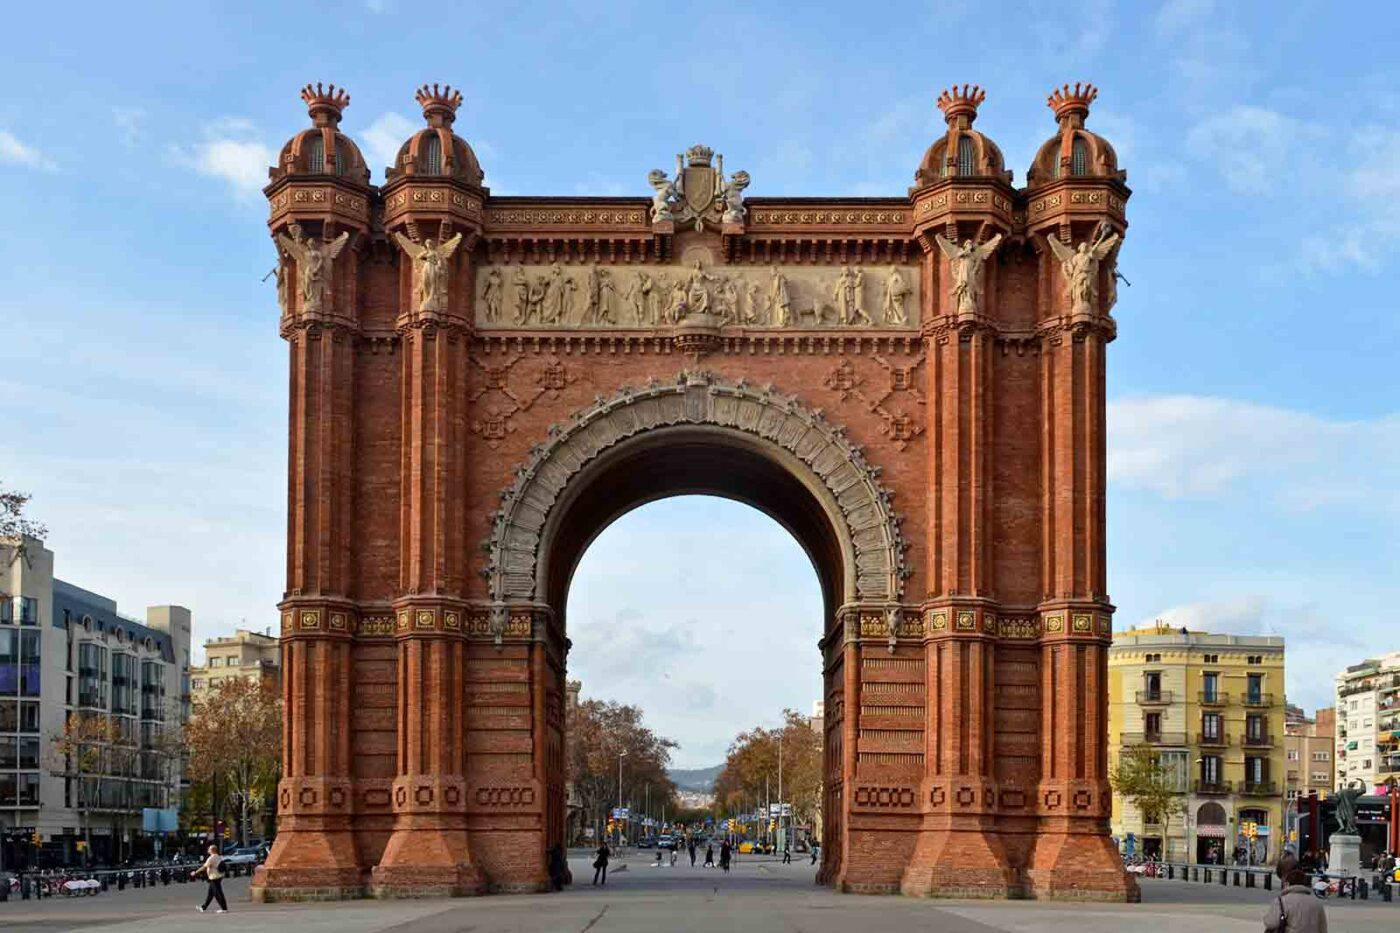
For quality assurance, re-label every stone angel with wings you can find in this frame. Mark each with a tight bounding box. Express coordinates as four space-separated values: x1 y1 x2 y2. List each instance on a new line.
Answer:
1046 225 1118 317
394 231 464 315
935 232 1002 318
276 225 350 317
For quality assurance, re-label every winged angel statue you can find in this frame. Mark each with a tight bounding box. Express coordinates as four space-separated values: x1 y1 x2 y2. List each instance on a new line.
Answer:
394 232 464 314
935 233 1002 317
276 225 350 317
1046 225 1119 317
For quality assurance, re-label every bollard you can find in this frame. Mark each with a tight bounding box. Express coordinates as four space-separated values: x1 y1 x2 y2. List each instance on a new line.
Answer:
1168 864 1175 880
1203 868 1210 883
118 872 126 890
1265 872 1272 891
1246 871 1255 888
1221 868 1228 886
100 874 109 892
1360 878 1368 900
162 868 170 885
20 876 30 900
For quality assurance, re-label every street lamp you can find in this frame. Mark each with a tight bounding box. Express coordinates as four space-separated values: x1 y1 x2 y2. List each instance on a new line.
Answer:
617 751 627 849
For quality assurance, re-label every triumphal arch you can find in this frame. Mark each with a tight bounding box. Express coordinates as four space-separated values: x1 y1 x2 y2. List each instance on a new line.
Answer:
252 80 1136 902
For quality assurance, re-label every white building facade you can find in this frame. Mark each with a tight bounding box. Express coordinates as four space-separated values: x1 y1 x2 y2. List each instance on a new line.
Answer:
1335 652 1400 792
1 537 191 868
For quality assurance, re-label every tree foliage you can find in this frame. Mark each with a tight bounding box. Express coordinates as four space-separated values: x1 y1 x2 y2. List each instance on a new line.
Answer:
0 482 47 588
187 677 282 844
1110 743 1184 837
713 709 821 827
565 689 678 841
49 712 137 863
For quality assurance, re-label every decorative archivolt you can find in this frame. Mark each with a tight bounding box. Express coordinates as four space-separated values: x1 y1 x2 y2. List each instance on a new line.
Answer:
482 371 910 605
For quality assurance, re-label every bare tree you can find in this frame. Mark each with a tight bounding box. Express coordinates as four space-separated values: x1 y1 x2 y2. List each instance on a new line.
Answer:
50 712 134 866
0 482 47 596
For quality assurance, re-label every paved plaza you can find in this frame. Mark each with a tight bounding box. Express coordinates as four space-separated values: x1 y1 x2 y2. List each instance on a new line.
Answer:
3 857 1397 933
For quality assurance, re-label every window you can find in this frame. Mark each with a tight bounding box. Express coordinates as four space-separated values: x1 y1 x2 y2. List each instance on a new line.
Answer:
20 701 38 733
1202 671 1220 701
0 736 15 768
1363 759 1372 769
17 773 38 806
1311 771 1329 783
1246 714 1265 741
421 133 443 175
1144 654 1162 664
1363 718 1372 727
19 630 40 696
957 135 976 176
1202 654 1219 664
1312 751 1330 762
1202 713 1223 741
1247 655 1262 665
18 736 38 768
1201 755 1222 785
0 599 10 623
1145 712 1162 737
1246 673 1264 702
0 629 16 697
17 597 37 625
1287 749 1300 761
1245 756 1267 785
1070 137 1089 176
210 657 223 667
1143 671 1162 699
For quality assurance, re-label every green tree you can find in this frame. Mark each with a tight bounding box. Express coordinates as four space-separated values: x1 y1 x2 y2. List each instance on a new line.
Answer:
1110 743 1184 855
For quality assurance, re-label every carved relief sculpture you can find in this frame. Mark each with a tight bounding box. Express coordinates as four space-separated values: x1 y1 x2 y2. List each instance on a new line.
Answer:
649 146 749 231
720 169 750 224
394 231 463 314
480 267 503 322
935 232 1003 317
1046 225 1118 317
647 169 680 224
768 266 792 327
882 266 909 325
276 224 350 317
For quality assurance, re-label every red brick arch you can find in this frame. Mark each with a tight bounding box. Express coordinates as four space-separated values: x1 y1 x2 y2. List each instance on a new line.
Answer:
252 84 1137 903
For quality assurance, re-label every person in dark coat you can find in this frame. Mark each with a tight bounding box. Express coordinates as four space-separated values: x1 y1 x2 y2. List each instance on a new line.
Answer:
592 842 610 886
547 844 568 891
704 844 715 867
719 840 732 873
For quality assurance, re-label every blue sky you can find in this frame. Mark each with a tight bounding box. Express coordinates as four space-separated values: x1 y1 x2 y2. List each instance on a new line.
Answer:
2 1 1398 766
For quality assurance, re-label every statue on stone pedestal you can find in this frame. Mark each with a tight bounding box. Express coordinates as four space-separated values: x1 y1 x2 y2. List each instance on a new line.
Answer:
1334 782 1364 836
1046 225 1119 317
881 266 909 325
394 231 463 315
276 224 350 317
647 169 681 224
274 248 291 317
720 170 750 225
936 232 1002 318
480 267 503 322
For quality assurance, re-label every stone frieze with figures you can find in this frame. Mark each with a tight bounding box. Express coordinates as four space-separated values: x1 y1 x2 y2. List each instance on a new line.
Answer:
474 261 920 331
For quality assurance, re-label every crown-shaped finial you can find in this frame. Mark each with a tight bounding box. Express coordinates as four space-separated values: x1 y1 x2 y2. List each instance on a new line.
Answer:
686 144 714 167
1047 82 1098 124
937 84 986 124
301 83 351 126
416 83 464 127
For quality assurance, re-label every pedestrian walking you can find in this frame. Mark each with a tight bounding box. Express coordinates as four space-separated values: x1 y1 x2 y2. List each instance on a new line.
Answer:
592 842 610 886
811 842 820 865
190 844 228 914
782 845 792 864
704 844 715 867
688 840 697 867
1264 856 1328 933
548 844 568 891
720 840 732 874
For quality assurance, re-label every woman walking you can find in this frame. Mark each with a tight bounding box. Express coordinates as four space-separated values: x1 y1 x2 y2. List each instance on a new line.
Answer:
720 840 732 874
592 841 611 886
191 844 227 914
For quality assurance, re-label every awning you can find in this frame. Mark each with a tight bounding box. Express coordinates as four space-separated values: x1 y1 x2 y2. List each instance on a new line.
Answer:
1197 825 1227 838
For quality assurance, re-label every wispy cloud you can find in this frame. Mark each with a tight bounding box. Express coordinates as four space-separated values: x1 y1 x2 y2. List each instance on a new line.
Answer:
112 107 146 146
1109 395 1400 510
0 130 57 171
1185 105 1309 196
360 111 415 180
170 116 275 197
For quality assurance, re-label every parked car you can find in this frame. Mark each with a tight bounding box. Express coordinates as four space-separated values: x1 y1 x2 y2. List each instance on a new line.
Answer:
656 835 676 850
221 847 263 866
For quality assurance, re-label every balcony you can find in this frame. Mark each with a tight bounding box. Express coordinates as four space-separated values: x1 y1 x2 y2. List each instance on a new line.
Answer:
1240 781 1278 796
1242 693 1273 708
1242 734 1275 748
1194 780 1231 795
1197 732 1230 748
1122 731 1188 747
1136 690 1174 706
1198 691 1229 707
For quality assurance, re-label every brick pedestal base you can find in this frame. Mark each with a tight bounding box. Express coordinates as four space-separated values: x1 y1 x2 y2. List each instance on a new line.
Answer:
901 827 1018 898
250 829 365 902
1027 830 1140 902
371 812 487 898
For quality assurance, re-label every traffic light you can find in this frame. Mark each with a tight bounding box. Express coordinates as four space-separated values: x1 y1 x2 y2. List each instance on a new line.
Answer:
215 820 227 836
31 833 41 846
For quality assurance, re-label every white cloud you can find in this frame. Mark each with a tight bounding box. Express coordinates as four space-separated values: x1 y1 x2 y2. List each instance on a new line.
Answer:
361 111 416 180
0 130 57 171
1109 395 1400 509
112 107 145 146
1185 105 1308 195
170 116 276 197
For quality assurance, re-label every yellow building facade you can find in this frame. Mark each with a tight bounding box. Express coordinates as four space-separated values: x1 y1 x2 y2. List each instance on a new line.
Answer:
1109 623 1286 863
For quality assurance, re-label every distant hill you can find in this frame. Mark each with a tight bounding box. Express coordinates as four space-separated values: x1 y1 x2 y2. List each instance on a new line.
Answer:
669 764 722 792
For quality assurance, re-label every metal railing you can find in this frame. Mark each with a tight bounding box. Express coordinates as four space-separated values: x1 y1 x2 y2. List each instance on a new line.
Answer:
1239 781 1277 795
1122 731 1188 746
1242 693 1273 707
1242 734 1274 748
1198 691 1229 706
1196 732 1230 747
1193 780 1231 794
1136 690 1173 705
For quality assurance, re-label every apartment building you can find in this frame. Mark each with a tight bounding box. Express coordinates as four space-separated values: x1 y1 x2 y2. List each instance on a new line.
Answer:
188 628 279 700
0 536 191 868
1284 706 1334 802
1109 622 1287 864
1335 652 1400 791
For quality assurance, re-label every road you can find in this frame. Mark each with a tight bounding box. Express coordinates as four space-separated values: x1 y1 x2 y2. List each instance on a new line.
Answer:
2 858 1396 932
